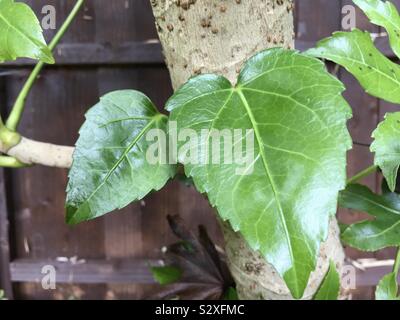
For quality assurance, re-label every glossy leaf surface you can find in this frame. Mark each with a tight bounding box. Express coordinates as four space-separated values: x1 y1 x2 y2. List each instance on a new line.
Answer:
0 0 53 63
66 90 176 224
339 184 400 251
371 112 400 192
167 48 352 299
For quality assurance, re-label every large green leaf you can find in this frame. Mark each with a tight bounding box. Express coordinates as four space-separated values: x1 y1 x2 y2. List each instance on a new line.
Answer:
371 112 400 192
376 272 400 300
66 90 176 224
313 261 340 300
0 0 53 63
167 48 352 299
306 29 400 104
339 184 400 251
353 0 400 59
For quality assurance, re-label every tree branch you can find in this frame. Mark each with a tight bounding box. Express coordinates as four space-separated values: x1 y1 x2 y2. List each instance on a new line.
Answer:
1 137 73 168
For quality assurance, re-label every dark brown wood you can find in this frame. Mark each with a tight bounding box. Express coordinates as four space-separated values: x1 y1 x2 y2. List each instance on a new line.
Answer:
10 258 159 284
2 42 164 67
0 170 13 299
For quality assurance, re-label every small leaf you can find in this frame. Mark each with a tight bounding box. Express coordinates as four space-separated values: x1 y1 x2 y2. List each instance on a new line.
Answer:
339 184 400 251
167 48 352 299
314 261 340 300
353 0 400 59
223 287 239 300
151 266 183 285
306 29 400 104
371 112 400 192
66 90 176 224
0 290 5 300
376 272 400 300
0 0 54 63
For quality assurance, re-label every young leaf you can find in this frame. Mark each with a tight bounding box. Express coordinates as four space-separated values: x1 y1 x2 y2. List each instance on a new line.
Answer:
151 266 183 285
353 0 400 59
371 112 400 192
167 48 352 299
0 0 54 63
306 29 400 104
376 272 400 300
314 261 340 300
66 90 176 224
339 184 400 251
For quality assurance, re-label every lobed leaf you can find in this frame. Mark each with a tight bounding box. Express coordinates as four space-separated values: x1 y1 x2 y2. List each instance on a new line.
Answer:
339 184 400 251
353 0 400 59
371 112 400 192
66 90 176 224
306 29 400 104
0 0 53 63
167 48 352 299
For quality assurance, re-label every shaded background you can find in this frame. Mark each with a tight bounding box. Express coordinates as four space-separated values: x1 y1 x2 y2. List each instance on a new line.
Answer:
0 0 398 299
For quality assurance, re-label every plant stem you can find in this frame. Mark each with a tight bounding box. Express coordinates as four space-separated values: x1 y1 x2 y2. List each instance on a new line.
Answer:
5 0 85 132
346 165 378 185
393 247 400 277
0 156 27 168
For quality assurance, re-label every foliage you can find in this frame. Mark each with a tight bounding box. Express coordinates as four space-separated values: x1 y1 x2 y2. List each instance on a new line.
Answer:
167 48 351 298
371 112 400 192
339 184 400 251
309 0 400 300
376 272 400 300
151 266 183 286
66 90 176 224
2 0 400 301
0 0 53 63
149 215 235 300
313 261 340 300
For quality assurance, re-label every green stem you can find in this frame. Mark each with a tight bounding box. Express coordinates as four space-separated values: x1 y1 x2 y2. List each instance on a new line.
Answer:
393 247 400 277
346 165 378 185
0 156 28 168
5 0 85 131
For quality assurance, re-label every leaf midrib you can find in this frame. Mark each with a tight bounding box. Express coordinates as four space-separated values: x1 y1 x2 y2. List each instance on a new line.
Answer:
323 52 400 88
236 88 296 274
75 116 159 215
343 190 400 215
0 8 44 54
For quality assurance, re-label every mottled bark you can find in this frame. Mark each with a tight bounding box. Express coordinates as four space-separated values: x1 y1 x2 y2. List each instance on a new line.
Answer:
150 0 345 299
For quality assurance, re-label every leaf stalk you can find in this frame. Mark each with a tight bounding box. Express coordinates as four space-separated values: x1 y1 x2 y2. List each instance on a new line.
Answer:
5 0 85 132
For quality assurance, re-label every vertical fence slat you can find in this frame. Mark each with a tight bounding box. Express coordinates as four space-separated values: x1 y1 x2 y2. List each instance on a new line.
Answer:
0 169 13 299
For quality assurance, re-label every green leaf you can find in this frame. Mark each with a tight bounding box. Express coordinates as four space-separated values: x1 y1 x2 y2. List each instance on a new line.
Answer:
314 261 340 300
376 272 400 300
223 287 239 300
0 290 4 300
353 0 400 59
339 184 400 251
167 48 352 299
66 90 176 224
306 29 400 104
0 0 53 63
371 112 400 192
151 266 183 285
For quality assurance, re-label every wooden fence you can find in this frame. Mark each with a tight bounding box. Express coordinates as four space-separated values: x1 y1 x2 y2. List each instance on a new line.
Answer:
0 0 398 300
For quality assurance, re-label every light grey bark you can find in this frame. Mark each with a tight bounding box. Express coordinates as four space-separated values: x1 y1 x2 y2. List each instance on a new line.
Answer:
6 138 73 168
150 0 345 299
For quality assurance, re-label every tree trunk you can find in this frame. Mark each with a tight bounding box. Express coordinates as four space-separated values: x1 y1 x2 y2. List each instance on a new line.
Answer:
150 0 345 299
